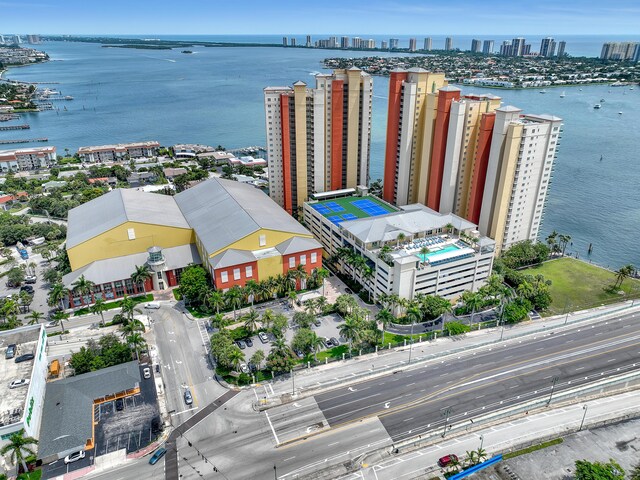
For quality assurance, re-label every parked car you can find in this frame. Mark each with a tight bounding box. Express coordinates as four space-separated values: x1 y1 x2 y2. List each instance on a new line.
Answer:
240 363 249 374
258 332 269 344
330 337 340 347
313 318 321 327
245 338 253 347
143 367 151 379
15 353 34 363
345 287 353 294
322 337 330 348
64 451 86 464
438 454 459 468
184 389 193 405
145 302 160 309
148 447 166 465
294 349 305 359
20 285 34 294
115 398 124 411
5 344 16 359
236 340 246 350
24 275 37 284
155 364 161 373
9 378 29 389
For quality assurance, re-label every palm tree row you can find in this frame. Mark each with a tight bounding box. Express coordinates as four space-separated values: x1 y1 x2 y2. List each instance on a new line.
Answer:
201 267 330 318
614 264 636 289
330 247 375 300
545 230 572 256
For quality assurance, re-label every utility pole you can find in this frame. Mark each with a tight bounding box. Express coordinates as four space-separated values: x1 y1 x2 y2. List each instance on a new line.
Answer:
274 464 278 479
547 376 559 406
479 434 484 450
441 406 453 438
408 320 415 364
579 404 588 431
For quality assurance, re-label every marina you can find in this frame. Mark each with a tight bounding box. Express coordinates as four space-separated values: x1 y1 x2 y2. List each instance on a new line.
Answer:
0 138 48 145
0 124 30 131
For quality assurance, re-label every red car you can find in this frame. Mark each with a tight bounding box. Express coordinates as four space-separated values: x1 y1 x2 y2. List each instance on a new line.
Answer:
438 454 459 467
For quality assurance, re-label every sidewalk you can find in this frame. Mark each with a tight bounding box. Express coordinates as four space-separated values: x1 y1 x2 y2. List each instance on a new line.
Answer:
341 389 640 479
258 301 640 402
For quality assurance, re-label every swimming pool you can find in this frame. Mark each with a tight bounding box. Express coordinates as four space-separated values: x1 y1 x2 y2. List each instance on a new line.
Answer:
416 244 460 262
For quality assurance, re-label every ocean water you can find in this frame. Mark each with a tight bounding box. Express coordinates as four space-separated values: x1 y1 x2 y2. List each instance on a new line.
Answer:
2 40 640 269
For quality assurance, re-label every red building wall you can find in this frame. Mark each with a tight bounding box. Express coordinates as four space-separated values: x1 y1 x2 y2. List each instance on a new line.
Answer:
213 260 259 290
280 95 293 215
467 112 496 224
282 248 323 289
383 71 408 203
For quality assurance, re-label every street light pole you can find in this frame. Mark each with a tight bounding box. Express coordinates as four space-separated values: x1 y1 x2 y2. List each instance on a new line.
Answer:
291 369 295 396
579 404 588 431
547 376 559 406
408 320 415 364
441 406 453 438
479 434 484 450
274 464 277 480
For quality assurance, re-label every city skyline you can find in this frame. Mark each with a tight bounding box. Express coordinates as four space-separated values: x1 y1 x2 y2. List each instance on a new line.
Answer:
2 0 640 35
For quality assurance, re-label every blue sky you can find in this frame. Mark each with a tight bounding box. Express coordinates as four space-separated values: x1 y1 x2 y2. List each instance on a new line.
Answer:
2 0 639 35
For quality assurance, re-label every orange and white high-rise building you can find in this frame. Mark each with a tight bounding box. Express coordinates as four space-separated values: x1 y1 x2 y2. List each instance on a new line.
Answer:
382 69 562 253
264 68 372 216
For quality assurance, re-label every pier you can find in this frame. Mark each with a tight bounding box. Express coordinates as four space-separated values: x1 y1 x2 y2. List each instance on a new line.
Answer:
0 138 48 145
0 124 30 131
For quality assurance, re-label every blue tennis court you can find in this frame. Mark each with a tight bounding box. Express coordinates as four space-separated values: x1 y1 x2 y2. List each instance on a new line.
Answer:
342 213 358 220
312 204 332 214
325 202 345 212
328 215 343 224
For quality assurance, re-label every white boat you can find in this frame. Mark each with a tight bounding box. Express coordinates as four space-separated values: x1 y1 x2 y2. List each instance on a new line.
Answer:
594 104 601 109
539 89 546 94
618 111 623 115
560 91 565 98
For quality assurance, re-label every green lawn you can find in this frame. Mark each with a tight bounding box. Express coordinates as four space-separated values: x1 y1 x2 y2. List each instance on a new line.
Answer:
521 258 640 316
315 344 349 362
73 293 153 316
382 330 434 345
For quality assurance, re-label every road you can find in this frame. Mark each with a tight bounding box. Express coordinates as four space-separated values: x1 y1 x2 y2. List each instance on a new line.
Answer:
173 310 640 480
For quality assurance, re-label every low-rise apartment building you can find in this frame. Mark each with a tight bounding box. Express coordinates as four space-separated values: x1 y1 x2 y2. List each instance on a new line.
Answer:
303 191 495 301
77 141 160 163
0 146 56 172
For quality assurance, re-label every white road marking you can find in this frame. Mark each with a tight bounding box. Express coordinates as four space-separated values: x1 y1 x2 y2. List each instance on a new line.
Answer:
264 411 280 445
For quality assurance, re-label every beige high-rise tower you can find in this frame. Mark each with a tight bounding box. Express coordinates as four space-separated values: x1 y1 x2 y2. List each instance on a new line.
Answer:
264 68 372 216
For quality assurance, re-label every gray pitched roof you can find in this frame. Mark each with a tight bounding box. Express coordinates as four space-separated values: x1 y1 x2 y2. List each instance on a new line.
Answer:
209 249 256 269
175 178 310 256
275 236 322 255
66 189 190 249
38 362 141 458
62 244 200 288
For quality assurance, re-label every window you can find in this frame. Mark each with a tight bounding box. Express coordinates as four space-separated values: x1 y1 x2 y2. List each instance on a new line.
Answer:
311 252 317 264
259 234 266 247
221 271 228 283
233 268 241 280
300 254 307 265
245 266 253 277
289 257 295 268
127 228 136 240
114 281 124 297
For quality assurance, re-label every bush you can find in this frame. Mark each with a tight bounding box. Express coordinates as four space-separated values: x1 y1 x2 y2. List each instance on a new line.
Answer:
444 321 471 336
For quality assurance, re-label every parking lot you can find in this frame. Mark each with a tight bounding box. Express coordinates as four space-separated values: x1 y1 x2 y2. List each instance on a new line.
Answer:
232 300 347 365
94 366 161 456
0 247 51 319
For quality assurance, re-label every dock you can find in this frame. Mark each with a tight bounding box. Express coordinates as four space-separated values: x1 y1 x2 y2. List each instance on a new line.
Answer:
0 124 30 131
0 138 48 145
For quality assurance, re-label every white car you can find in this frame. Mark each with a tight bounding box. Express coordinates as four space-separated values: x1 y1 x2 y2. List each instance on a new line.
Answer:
240 363 249 374
9 378 29 389
64 450 85 464
145 302 160 309
143 367 151 379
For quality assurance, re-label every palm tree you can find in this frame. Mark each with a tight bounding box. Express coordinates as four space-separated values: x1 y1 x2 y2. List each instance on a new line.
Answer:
48 282 69 311
261 308 275 330
314 267 330 296
229 347 245 372
376 308 394 345
405 305 422 325
205 290 225 314
250 350 265 370
120 319 144 338
377 244 393 264
464 450 478 467
614 264 636 289
127 332 146 360
361 266 375 302
309 331 325 361
210 312 226 329
26 310 44 325
51 310 69 335
419 246 430 265
0 431 38 476
270 337 291 356
131 264 152 292
546 230 558 249
224 286 243 320
244 280 260 306
243 309 260 333
287 290 298 307
71 274 95 306
27 261 37 276
475 447 487 464
120 295 142 323
445 222 455 236
90 297 107 326
294 264 308 290
339 320 360 352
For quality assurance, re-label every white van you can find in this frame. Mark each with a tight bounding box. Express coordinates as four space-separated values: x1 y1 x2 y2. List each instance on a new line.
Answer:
144 302 161 310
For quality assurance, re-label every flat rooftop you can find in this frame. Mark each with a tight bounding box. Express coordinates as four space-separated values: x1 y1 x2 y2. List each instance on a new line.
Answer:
308 195 398 225
0 326 41 427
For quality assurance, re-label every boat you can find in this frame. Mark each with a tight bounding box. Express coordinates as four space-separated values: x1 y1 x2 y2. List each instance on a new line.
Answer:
594 104 601 109
618 111 623 115
539 89 546 94
560 91 565 98
600 99 605 102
